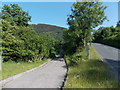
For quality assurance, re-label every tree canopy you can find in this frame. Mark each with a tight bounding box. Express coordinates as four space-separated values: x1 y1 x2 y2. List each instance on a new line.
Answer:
1 4 60 62
2 4 31 26
63 2 107 55
93 21 120 48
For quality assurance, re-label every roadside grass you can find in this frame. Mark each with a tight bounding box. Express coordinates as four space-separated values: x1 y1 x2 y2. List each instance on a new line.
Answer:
1 59 49 80
64 46 119 88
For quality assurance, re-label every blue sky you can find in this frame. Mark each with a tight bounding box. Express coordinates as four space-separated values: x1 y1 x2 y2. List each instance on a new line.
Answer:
2 2 118 29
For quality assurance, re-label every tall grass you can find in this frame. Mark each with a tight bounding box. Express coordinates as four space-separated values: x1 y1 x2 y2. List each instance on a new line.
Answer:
64 46 119 88
1 59 49 80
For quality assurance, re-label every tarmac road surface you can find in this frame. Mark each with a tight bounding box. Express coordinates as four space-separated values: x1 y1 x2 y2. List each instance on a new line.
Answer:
2 57 67 88
92 43 120 82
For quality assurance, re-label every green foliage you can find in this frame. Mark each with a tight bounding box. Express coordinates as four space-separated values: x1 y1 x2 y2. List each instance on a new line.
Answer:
1 22 58 62
63 2 107 55
65 46 119 88
39 33 57 59
93 24 120 48
2 4 31 26
33 24 65 41
2 59 49 80
117 20 120 27
1 4 60 62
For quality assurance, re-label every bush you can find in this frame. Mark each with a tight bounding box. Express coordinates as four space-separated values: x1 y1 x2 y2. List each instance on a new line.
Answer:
1 4 61 62
49 53 56 59
93 26 120 48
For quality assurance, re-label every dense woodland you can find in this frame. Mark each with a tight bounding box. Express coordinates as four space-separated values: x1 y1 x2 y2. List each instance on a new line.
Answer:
1 2 119 63
1 4 62 62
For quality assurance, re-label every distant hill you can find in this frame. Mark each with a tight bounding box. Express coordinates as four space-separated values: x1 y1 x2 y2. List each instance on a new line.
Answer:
32 24 66 40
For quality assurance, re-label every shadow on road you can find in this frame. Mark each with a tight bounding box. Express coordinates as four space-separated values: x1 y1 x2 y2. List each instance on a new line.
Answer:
104 58 120 82
104 58 120 69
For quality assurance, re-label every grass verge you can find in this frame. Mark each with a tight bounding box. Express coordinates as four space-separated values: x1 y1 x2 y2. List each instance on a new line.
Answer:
64 46 119 88
0 59 49 80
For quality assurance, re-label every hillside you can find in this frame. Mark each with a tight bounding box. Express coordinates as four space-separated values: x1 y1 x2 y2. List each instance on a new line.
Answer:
32 24 65 33
32 24 66 40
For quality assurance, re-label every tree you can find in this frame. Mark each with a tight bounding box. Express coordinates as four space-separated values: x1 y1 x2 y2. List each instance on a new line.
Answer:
64 2 107 55
117 20 120 27
2 4 31 26
93 21 120 48
68 2 107 45
101 27 111 39
1 4 59 62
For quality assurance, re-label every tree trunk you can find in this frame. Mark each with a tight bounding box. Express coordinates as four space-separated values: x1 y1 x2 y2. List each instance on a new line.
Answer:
86 43 90 60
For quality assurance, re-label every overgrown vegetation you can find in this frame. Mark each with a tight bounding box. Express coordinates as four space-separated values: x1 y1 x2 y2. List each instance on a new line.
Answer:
63 2 107 56
1 4 62 79
63 1 119 88
64 46 119 88
93 21 120 48
1 4 60 63
63 1 107 65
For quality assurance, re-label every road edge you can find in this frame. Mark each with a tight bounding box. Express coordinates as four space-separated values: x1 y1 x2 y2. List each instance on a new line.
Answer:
0 59 51 88
61 57 68 89
92 45 119 82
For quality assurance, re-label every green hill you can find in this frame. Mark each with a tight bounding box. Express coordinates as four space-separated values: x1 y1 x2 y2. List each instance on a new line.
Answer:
32 24 66 40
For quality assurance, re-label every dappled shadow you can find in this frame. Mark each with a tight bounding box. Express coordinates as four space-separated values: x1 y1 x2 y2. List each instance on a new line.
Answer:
67 60 78 67
52 57 60 61
88 59 104 68
104 58 120 70
51 54 65 61
103 58 120 82
62 65 67 69
93 42 120 49
52 57 65 61
52 57 67 69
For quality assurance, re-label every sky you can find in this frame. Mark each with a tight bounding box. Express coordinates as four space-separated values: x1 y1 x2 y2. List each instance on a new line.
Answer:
1 2 119 29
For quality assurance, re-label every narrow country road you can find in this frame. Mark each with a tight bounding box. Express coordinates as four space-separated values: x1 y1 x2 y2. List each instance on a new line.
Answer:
2 57 67 88
92 43 120 82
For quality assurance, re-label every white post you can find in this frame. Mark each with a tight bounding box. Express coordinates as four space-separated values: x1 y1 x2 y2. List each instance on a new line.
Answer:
86 43 90 60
